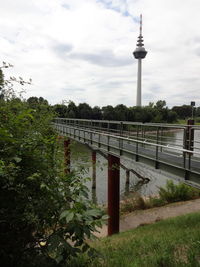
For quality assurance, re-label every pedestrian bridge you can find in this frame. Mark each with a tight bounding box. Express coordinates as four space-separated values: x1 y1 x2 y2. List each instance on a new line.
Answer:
53 118 200 235
53 118 200 186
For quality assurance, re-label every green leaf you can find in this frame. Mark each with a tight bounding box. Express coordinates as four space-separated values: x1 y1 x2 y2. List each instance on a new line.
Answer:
102 215 109 220
60 210 74 223
13 156 22 163
84 209 102 217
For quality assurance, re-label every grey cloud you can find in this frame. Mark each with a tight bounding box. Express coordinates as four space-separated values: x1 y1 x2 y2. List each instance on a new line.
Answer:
69 50 132 67
61 87 85 92
61 3 70 9
96 0 138 22
97 80 133 90
53 43 73 57
185 36 200 46
194 47 200 56
149 85 162 93
100 81 122 88
143 93 154 99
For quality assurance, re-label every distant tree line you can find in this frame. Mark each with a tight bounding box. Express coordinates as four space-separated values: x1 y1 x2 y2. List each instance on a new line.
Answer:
26 97 200 123
51 100 177 123
172 105 200 121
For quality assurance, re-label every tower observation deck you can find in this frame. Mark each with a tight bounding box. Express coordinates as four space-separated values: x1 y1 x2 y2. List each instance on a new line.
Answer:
133 14 147 106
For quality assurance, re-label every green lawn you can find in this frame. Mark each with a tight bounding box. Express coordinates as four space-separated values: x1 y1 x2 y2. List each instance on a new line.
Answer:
176 119 200 125
72 212 200 267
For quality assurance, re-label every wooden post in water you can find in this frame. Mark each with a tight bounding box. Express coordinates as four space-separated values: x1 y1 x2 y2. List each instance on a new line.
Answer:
64 139 70 174
92 151 96 189
126 170 130 185
108 154 120 236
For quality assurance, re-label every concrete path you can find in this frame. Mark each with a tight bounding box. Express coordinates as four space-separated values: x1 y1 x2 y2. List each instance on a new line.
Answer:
95 198 200 238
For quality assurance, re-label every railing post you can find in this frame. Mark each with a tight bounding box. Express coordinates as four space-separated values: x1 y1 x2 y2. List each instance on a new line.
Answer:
107 135 110 151
108 154 120 236
90 131 93 145
107 122 110 133
136 125 139 161
160 127 163 152
98 133 101 148
155 128 159 169
120 122 123 136
92 151 96 189
64 139 70 174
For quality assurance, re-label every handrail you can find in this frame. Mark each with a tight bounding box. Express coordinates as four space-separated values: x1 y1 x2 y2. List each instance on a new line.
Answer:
54 118 200 129
53 122 200 156
54 118 188 128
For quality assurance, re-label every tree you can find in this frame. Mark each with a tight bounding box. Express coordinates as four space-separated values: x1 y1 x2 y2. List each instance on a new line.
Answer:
67 101 78 118
155 100 166 110
27 96 49 108
53 104 68 117
92 106 102 120
167 110 177 123
0 69 4 99
172 105 192 119
0 68 106 266
114 104 129 121
77 103 92 119
102 105 116 120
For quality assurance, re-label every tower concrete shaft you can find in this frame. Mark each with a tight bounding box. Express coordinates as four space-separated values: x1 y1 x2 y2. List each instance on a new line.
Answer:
136 58 142 106
133 14 147 107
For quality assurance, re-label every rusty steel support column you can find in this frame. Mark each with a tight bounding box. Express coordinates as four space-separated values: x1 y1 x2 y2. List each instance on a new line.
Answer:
108 154 120 236
186 119 194 151
185 119 194 180
64 139 70 174
92 151 96 189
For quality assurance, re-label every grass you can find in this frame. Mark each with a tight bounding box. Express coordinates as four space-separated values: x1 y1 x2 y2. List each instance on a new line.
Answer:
71 212 200 267
176 119 200 125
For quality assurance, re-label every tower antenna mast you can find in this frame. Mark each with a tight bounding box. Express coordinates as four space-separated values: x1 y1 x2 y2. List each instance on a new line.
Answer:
140 14 142 36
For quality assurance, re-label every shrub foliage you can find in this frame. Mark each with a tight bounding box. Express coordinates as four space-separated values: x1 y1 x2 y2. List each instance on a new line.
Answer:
0 70 106 266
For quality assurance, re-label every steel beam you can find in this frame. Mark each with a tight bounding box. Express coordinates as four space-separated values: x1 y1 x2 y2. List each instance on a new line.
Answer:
108 154 120 236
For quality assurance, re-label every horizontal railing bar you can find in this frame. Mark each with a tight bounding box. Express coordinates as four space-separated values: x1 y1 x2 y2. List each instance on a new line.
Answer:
55 118 200 129
59 126 200 176
53 123 200 156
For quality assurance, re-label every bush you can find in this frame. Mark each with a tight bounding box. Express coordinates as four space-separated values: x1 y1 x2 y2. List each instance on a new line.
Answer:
145 197 166 208
120 192 146 213
0 79 106 266
158 180 200 203
120 181 200 214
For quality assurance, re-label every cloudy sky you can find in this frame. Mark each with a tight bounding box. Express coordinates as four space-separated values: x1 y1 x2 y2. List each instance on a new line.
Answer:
0 0 200 107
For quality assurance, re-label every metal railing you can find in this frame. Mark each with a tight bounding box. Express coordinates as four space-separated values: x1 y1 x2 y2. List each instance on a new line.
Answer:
53 118 200 182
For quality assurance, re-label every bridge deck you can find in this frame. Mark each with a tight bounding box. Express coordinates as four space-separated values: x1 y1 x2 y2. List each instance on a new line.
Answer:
53 119 200 186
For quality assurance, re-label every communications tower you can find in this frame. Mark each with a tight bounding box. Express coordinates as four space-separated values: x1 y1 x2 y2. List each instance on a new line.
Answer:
133 14 147 106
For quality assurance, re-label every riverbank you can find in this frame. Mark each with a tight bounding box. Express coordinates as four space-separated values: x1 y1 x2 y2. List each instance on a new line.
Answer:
95 198 200 237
